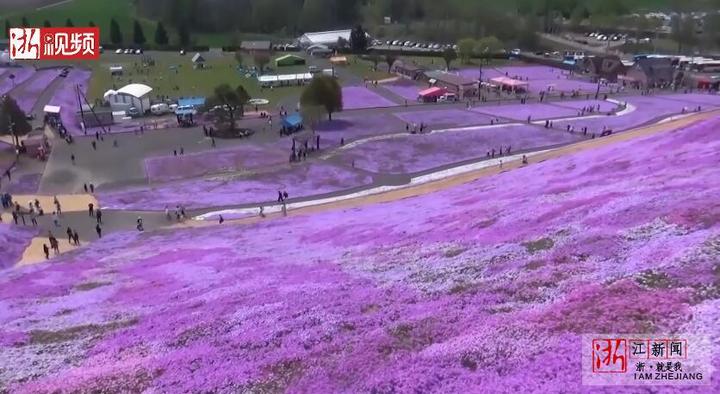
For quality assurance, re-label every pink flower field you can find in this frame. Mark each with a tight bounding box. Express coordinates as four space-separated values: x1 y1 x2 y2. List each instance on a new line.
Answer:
13 69 60 113
0 224 36 269
394 109 497 128
3 112 718 391
342 86 398 109
0 67 34 95
471 102 581 121
144 142 288 182
343 124 583 173
100 162 373 210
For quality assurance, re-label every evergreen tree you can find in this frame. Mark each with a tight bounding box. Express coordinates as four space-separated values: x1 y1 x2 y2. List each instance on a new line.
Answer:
43 20 51 28
21 17 29 28
178 23 190 46
154 21 169 45
88 21 96 27
110 18 122 44
65 19 74 27
133 20 146 45
4 21 10 39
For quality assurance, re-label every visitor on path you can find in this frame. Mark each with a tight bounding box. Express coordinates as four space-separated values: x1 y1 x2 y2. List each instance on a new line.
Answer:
180 206 186 219
91 141 96 150
43 244 50 260
30 212 37 226
49 234 59 255
11 211 18 225
180 147 184 155
66 227 73 244
278 191 284 202
340 138 344 146
136 217 144 232
53 212 60 227
211 137 216 148
96 208 102 224
90 184 95 193
522 155 528 164
499 160 503 169
71 154 75 164
165 206 171 220
283 191 288 200
113 139 118 148
219 215 224 224
73 230 80 246
259 206 265 218
174 150 177 156
83 183 88 193
88 203 94 217
96 224 102 238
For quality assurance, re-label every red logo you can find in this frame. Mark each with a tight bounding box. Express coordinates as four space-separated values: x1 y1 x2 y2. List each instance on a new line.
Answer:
592 338 628 373
9 27 99 60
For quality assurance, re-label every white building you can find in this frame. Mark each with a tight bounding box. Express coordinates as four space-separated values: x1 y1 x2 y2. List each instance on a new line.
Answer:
298 29 353 48
103 83 153 113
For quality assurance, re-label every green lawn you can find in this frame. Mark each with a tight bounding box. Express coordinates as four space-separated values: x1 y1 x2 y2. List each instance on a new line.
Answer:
88 52 301 105
1 0 158 47
345 55 394 81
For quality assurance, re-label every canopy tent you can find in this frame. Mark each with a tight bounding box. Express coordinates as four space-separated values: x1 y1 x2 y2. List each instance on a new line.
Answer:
275 54 306 67
178 97 206 108
43 105 61 115
109 66 123 75
258 73 313 87
282 113 303 129
329 56 348 65
489 76 529 91
418 86 447 98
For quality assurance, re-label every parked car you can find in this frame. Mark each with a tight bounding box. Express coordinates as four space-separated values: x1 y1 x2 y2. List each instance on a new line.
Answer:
127 107 141 117
438 93 457 102
115 48 123 54
151 103 170 116
179 49 186 55
135 48 143 55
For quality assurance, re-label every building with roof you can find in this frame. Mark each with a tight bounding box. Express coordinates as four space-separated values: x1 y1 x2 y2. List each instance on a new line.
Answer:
298 30 353 49
580 55 626 82
624 57 676 88
391 60 425 80
275 54 306 67
103 83 153 114
423 71 478 99
240 41 272 52
192 53 206 69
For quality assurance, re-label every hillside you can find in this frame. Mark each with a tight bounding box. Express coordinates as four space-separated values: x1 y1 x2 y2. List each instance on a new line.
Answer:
0 115 719 392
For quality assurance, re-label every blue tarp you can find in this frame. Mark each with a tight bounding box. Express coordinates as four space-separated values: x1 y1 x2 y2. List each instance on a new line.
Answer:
282 113 303 128
178 97 206 107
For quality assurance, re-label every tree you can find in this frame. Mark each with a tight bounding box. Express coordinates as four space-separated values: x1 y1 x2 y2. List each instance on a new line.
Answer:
253 52 270 72
367 53 382 71
349 24 368 52
88 21 96 27
154 21 169 46
205 84 251 131
65 19 74 27
21 17 29 28
475 36 503 64
672 14 698 53
4 21 10 39
178 23 190 46
442 48 457 70
519 16 540 51
0 96 32 147
43 20 52 28
457 38 476 64
110 18 122 44
300 75 343 120
133 20 146 45
385 54 397 71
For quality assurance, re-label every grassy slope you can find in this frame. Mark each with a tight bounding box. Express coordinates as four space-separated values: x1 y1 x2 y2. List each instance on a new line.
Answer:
1 0 158 46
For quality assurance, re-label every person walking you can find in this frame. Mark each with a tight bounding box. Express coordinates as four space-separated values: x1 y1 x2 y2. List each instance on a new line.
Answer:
165 205 171 220
96 208 102 224
259 206 265 218
73 230 80 246
278 191 284 203
89 184 95 193
30 212 37 226
42 243 50 260
91 140 96 150
219 215 224 224
136 216 144 232
83 183 88 193
95 223 102 238
11 210 18 225
71 154 76 164
283 191 288 200
88 203 94 217
53 211 60 227
66 227 73 244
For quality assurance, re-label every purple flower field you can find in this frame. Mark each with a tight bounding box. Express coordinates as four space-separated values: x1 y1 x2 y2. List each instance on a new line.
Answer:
100 162 373 210
315 113 405 144
465 65 610 94
13 70 59 113
382 79 424 101
655 92 720 107
144 143 288 182
394 109 497 128
1 115 719 392
46 69 92 136
342 86 398 110
552 99 618 113
471 102 579 121
554 95 717 134
4 173 42 194
0 224 36 269
344 124 583 174
0 67 34 95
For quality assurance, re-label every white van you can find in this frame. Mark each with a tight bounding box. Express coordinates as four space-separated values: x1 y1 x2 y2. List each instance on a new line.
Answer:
150 103 170 116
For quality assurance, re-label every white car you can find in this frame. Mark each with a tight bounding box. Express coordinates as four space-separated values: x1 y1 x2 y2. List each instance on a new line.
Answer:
511 48 521 56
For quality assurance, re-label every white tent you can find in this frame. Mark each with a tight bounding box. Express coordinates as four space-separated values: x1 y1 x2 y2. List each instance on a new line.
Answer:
43 105 61 115
104 83 153 113
257 73 312 87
